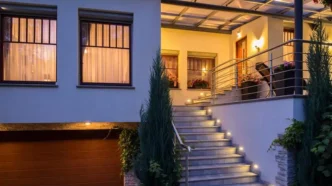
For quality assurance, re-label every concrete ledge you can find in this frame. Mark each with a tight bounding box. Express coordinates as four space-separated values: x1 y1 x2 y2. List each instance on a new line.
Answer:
0 122 138 131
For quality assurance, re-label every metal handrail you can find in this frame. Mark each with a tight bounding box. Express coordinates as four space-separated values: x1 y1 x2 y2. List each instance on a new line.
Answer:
172 120 191 186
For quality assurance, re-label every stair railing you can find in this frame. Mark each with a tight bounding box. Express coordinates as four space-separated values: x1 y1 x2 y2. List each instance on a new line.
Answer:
172 120 191 186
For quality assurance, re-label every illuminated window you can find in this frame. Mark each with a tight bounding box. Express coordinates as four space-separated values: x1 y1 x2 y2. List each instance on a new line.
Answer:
187 57 215 89
1 16 57 83
283 29 294 61
161 55 178 88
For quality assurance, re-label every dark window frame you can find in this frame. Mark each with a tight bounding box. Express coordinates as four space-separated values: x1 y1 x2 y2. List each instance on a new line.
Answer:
0 13 57 85
79 18 132 87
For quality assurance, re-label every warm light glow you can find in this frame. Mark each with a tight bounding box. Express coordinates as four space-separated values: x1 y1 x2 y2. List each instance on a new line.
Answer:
1 7 7 10
253 164 259 169
227 132 231 136
187 99 192 103
85 122 91 126
202 67 207 72
239 146 244 151
84 49 88 54
200 92 204 96
208 109 212 113
237 31 241 39
217 119 221 123
253 38 264 50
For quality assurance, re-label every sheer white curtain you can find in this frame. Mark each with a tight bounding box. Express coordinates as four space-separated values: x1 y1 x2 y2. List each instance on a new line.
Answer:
3 17 56 82
187 57 215 88
81 22 130 84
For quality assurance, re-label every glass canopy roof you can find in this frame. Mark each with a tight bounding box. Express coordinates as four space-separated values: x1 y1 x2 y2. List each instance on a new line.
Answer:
161 0 331 33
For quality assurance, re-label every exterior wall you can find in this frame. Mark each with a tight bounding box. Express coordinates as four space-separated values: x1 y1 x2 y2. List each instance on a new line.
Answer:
210 97 306 184
0 0 161 123
161 28 231 105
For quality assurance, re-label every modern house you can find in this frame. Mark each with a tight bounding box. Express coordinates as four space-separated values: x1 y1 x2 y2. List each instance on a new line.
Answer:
0 0 329 185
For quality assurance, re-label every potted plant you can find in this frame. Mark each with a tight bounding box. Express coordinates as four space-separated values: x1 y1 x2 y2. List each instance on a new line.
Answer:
191 79 209 89
313 0 332 10
273 61 295 96
241 74 260 100
168 75 179 88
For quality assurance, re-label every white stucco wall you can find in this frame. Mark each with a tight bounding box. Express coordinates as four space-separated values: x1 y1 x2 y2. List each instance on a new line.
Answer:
0 0 161 123
161 28 231 105
210 97 306 184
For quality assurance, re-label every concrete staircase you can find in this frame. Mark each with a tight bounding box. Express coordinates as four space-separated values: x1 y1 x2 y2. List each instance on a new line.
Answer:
173 106 267 186
188 86 241 105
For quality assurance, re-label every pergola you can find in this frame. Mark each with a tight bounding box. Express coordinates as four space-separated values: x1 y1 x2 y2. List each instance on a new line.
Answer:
161 0 319 94
161 0 331 34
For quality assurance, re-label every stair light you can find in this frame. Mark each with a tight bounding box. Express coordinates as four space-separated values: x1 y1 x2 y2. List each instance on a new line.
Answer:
217 119 221 123
200 92 204 96
187 99 192 103
253 164 259 169
85 122 91 126
239 146 244 151
227 132 231 136
208 109 212 113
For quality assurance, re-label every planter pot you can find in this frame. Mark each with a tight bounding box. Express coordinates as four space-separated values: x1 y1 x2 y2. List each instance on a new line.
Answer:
241 81 258 100
274 69 295 96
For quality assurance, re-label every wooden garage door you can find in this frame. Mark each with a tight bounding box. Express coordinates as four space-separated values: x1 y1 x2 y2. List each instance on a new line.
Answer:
0 130 123 186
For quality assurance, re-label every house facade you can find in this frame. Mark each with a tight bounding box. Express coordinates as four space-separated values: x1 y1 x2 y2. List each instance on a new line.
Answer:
0 0 330 185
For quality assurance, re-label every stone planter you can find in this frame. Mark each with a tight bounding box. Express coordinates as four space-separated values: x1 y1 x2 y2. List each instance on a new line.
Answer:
275 147 296 186
241 81 258 100
273 69 295 96
124 170 140 186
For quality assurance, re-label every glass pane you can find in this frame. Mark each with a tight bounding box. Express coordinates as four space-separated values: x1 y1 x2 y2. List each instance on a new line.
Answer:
96 24 103 47
3 17 11 41
123 26 130 48
89 23 96 46
11 18 19 42
3 43 56 81
103 24 109 47
27 19 34 42
42 19 49 43
20 18 26 42
82 47 129 83
50 20 57 44
81 22 88 45
117 25 123 48
110 25 116 47
35 19 42 43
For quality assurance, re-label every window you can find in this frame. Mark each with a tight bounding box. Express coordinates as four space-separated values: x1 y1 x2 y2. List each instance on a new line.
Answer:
161 54 178 88
187 57 215 89
80 14 131 85
283 29 294 61
1 16 57 83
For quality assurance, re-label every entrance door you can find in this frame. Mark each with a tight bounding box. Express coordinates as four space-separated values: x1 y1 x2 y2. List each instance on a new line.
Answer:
236 37 247 86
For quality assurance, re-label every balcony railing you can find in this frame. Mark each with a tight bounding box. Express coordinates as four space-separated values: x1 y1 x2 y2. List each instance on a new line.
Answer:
210 39 332 104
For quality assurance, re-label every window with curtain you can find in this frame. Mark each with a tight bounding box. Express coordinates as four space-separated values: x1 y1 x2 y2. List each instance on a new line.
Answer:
2 16 57 83
161 55 178 88
283 29 294 62
187 57 215 89
80 21 130 85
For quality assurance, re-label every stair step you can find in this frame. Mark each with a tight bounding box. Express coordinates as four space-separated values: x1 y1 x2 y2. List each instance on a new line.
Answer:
173 110 207 117
185 139 231 147
180 132 225 140
179 172 258 185
181 147 237 156
182 163 251 177
180 154 244 166
186 102 211 106
173 106 203 112
173 115 211 122
177 126 221 133
174 120 216 127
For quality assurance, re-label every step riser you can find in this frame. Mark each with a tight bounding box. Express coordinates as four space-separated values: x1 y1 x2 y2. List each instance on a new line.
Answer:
186 102 210 106
174 116 211 122
173 111 207 117
181 148 236 157
174 121 216 127
186 141 231 147
177 127 220 133
193 99 211 104
179 176 258 186
181 166 250 177
173 107 202 112
181 134 225 140
182 157 243 166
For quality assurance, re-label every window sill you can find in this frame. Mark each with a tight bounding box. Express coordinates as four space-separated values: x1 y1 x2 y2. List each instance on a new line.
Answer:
0 83 58 88
76 85 135 89
170 88 181 90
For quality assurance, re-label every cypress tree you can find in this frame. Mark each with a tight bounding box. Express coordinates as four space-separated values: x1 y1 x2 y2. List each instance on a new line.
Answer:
134 51 181 186
298 19 331 186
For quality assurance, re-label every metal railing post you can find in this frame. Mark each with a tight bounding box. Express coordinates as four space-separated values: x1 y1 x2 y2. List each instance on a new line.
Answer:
269 53 273 97
185 152 189 186
235 65 238 89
